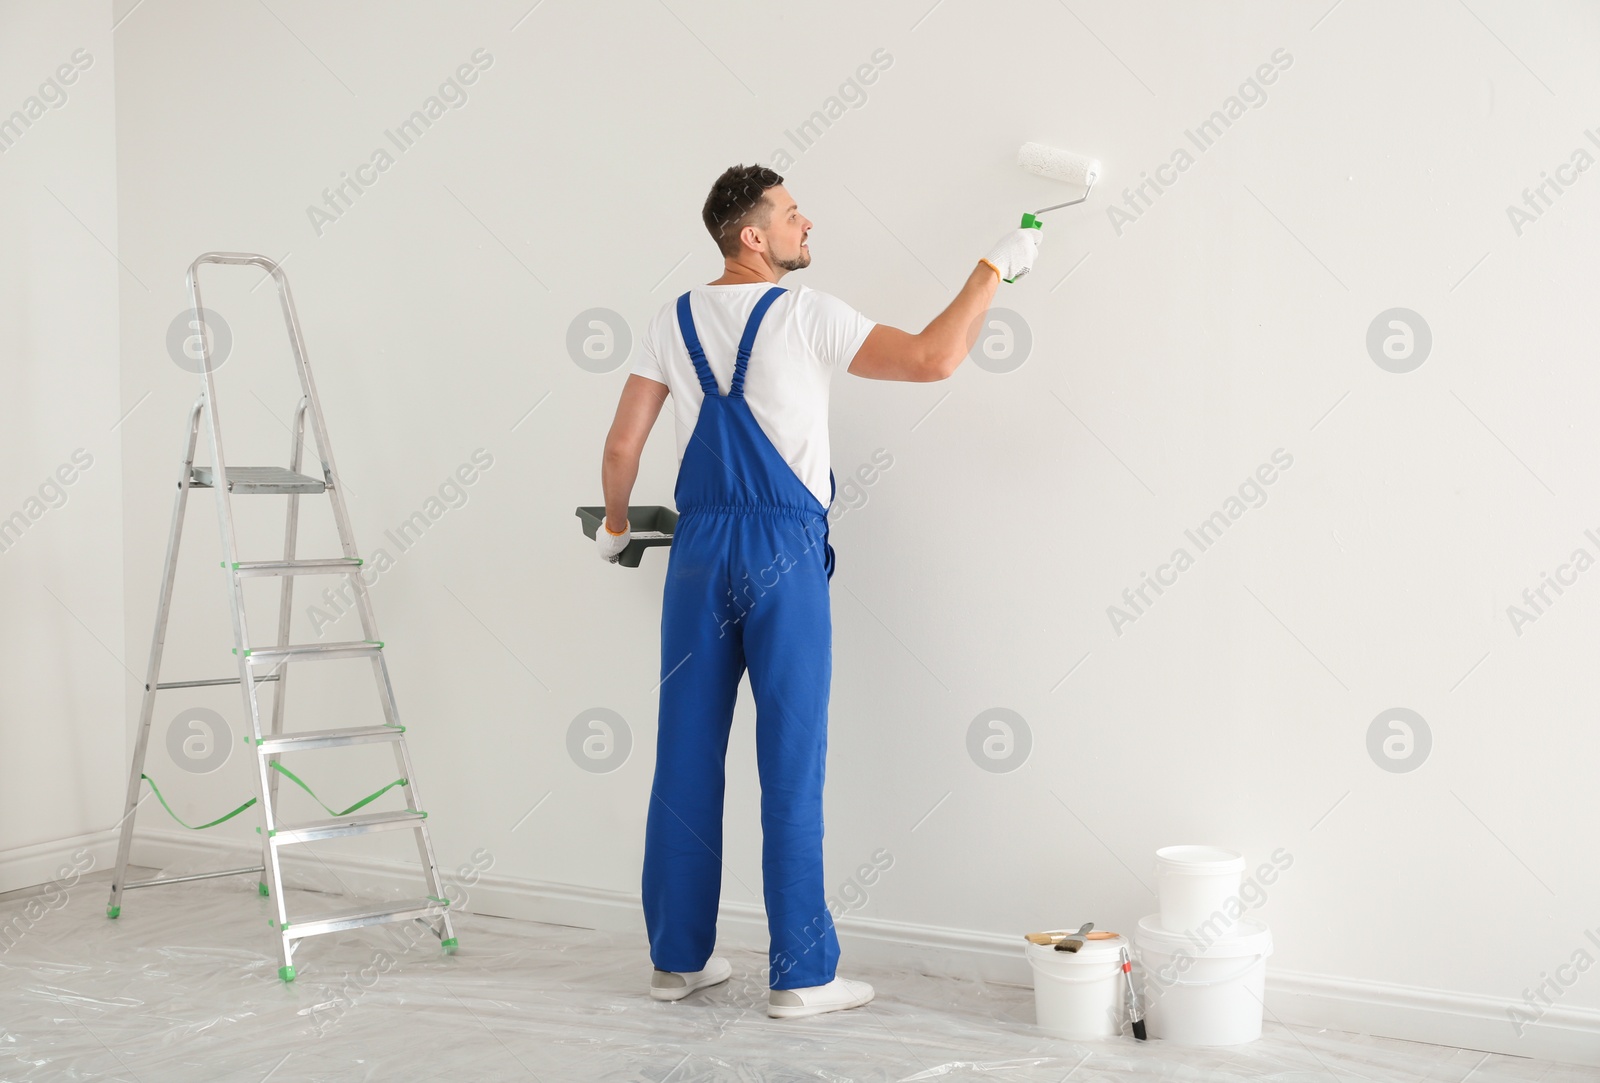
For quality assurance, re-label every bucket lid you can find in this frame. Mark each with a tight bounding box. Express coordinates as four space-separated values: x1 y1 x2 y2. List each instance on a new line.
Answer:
1133 913 1273 959
1024 928 1128 965
1154 845 1245 873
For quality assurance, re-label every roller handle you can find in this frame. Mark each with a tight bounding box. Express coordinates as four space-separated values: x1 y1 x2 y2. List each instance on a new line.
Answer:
1002 213 1045 283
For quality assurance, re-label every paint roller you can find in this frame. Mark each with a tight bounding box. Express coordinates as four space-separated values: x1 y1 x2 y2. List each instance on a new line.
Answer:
1017 140 1100 215
1001 142 1102 282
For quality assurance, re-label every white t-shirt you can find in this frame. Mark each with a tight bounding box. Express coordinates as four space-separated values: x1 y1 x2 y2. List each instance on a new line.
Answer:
631 283 876 510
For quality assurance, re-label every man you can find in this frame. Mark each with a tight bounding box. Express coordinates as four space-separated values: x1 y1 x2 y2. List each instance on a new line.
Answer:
598 164 1041 1018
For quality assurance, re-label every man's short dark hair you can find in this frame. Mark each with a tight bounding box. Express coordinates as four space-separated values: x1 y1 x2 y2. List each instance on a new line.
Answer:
702 164 784 258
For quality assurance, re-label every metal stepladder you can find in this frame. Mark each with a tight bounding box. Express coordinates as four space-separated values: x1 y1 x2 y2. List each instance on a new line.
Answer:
107 252 456 982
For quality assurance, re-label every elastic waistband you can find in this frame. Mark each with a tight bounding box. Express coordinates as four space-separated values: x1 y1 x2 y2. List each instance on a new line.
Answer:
677 503 826 522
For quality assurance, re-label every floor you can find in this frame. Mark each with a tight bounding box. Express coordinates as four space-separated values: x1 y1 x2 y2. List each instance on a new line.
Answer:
0 871 1591 1083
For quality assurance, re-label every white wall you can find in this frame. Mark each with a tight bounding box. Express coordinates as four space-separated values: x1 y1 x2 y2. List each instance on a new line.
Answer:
95 0 1600 1062
0 2 124 881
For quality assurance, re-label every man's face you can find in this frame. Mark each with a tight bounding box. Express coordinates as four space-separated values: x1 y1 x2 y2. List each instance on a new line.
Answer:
750 185 811 272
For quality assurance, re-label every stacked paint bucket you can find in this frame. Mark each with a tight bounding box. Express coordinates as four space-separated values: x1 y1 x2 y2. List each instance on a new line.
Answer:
1134 845 1274 1045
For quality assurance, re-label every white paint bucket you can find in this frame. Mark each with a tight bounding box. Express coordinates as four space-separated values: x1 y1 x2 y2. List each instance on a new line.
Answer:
1134 913 1273 1045
1025 929 1128 1039
1154 845 1245 933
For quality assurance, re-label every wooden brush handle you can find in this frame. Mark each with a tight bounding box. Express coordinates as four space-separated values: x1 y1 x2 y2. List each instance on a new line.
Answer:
1024 930 1120 945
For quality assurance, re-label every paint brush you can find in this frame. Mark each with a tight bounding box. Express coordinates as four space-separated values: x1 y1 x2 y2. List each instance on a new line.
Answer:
1120 944 1146 1040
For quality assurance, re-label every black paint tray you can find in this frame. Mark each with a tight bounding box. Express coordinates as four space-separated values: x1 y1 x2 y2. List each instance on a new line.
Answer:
575 505 677 567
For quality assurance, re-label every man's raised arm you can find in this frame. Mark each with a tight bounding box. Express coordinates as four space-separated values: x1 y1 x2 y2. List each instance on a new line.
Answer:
847 229 1041 383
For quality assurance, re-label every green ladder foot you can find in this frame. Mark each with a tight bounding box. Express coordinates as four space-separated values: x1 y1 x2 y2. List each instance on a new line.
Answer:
106 905 120 919
441 937 458 955
258 882 270 897
279 965 296 983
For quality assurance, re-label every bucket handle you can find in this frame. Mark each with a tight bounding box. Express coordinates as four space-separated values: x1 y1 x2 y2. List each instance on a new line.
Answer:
1032 963 1124 984
1142 953 1266 989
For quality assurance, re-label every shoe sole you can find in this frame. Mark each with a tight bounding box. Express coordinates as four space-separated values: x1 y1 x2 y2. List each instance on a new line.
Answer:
767 990 875 1019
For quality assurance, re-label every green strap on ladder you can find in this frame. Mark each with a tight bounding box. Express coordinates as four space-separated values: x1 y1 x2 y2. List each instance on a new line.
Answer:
141 774 257 830
141 766 409 830
267 762 408 818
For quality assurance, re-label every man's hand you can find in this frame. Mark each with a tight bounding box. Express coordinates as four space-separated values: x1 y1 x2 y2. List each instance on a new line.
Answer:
979 227 1043 283
597 518 631 563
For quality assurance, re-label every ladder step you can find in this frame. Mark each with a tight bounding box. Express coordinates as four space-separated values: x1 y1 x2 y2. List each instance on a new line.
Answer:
281 896 448 941
241 640 383 665
231 557 362 577
271 808 426 846
257 724 404 754
191 466 326 495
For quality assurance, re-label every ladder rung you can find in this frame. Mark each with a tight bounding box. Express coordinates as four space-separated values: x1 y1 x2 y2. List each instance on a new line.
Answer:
231 557 362 577
125 865 264 890
271 808 426 846
257 724 404 754
155 674 280 691
281 896 448 941
191 466 326 495
241 641 383 665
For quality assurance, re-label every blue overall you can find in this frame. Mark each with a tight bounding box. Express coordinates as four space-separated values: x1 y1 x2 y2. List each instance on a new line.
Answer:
642 286 839 991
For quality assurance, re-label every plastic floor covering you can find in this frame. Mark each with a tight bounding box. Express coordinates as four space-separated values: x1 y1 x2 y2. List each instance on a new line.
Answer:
0 871 1591 1082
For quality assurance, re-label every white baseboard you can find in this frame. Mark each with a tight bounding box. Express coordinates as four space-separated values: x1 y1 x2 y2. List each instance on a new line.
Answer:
1267 968 1600 1068
5 830 1594 1068
0 829 120 896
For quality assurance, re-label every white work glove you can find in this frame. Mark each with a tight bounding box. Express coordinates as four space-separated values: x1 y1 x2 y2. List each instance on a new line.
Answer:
596 518 630 563
980 227 1043 283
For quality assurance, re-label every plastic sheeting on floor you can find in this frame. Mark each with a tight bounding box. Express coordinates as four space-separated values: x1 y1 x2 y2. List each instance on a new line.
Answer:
0 874 1589 1082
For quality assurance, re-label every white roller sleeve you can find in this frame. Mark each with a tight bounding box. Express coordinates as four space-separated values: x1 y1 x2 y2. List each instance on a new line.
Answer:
1017 142 1102 187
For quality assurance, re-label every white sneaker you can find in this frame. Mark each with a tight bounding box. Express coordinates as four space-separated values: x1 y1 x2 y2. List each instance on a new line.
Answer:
649 956 733 1001
767 977 875 1019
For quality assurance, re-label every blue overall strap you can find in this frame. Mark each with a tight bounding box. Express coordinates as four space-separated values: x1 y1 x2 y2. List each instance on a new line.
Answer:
729 287 786 399
676 292 719 396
